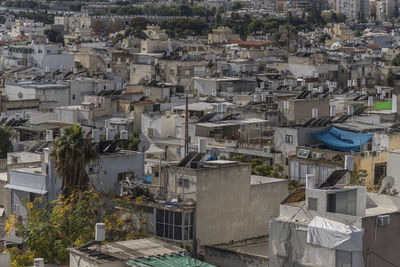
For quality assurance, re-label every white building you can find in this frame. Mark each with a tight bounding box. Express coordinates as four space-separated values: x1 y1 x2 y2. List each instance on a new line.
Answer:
334 0 369 20
5 81 73 111
11 20 44 38
2 44 74 72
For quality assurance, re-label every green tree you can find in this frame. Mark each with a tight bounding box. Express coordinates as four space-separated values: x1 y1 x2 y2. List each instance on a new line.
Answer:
4 190 146 266
0 126 12 159
392 53 400 66
232 2 242 11
44 29 64 44
50 124 98 195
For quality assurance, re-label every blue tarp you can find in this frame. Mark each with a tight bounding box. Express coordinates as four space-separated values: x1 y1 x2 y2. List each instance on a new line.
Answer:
312 127 373 152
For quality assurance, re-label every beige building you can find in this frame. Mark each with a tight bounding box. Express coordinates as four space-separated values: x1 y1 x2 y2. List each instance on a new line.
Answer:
208 27 240 44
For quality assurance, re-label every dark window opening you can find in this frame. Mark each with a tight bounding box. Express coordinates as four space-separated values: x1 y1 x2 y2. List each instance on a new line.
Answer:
327 193 336 213
374 163 387 185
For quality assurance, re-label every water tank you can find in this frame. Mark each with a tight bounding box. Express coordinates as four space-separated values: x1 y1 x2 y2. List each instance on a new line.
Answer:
368 96 374 107
24 113 30 119
392 94 397 113
198 138 207 153
318 86 324 93
345 155 354 171
312 108 318 118
211 89 217 96
34 258 44 267
15 113 20 120
45 130 53 141
253 94 260 102
92 129 100 143
329 105 336 117
347 106 354 115
95 223 105 242
106 128 114 141
120 130 128 140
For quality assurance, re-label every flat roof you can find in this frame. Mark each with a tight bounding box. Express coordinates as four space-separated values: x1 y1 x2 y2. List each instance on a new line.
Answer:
196 118 267 128
251 175 286 185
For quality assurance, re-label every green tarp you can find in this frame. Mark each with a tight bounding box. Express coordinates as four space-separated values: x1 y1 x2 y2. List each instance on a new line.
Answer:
126 253 216 267
376 101 392 111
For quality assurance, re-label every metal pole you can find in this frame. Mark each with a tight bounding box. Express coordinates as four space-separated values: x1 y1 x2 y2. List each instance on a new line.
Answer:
185 93 189 156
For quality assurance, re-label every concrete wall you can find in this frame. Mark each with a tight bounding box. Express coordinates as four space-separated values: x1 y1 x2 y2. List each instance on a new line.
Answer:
362 212 400 267
248 180 288 236
92 152 145 194
195 163 288 249
268 219 308 267
195 164 252 247
204 246 268 267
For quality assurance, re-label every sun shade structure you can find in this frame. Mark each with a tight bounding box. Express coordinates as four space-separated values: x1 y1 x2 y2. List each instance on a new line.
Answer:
312 127 373 152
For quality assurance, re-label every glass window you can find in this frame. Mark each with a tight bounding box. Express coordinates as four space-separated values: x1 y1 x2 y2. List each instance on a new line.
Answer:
174 211 182 225
156 209 164 223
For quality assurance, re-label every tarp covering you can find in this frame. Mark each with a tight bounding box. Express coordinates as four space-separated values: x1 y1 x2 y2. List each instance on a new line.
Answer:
312 127 373 152
307 216 363 252
376 101 392 110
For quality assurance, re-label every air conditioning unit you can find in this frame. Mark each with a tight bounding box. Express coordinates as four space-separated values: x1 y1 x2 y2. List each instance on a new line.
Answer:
312 152 322 160
264 146 272 154
377 215 390 226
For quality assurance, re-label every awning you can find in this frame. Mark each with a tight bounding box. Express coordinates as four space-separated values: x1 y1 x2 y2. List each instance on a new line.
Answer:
312 127 373 152
4 184 47 194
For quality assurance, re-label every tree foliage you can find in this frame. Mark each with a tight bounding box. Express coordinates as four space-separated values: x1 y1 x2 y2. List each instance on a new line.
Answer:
4 190 146 266
393 53 400 66
44 29 64 44
0 126 12 159
161 18 209 38
50 124 97 195
230 155 284 178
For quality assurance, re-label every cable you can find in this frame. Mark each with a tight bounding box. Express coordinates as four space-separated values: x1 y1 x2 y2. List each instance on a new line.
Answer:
369 250 399 267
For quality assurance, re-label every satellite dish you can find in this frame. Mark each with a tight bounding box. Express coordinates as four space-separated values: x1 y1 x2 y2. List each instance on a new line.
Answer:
17 92 23 99
378 176 395 195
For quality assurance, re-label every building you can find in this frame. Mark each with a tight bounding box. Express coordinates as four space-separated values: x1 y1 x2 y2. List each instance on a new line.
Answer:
268 178 400 267
70 238 215 267
334 0 369 20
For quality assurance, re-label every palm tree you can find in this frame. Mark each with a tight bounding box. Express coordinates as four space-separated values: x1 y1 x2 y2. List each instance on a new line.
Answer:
0 126 12 159
51 124 97 195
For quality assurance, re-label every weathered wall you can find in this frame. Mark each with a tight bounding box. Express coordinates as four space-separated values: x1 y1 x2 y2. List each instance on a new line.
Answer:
204 246 269 267
362 213 400 267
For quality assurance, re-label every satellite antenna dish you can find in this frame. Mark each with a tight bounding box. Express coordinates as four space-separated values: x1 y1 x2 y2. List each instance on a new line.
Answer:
378 176 395 194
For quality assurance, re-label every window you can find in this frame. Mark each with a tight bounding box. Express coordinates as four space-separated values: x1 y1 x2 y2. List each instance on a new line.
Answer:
327 193 336 213
155 209 194 241
308 197 318 211
72 94 75 100
285 135 293 143
374 163 387 185
178 178 190 188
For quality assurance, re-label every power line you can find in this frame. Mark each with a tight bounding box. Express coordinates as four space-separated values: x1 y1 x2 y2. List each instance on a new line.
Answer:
369 250 399 267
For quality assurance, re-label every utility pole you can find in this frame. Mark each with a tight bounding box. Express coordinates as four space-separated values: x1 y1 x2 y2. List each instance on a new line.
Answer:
184 92 189 156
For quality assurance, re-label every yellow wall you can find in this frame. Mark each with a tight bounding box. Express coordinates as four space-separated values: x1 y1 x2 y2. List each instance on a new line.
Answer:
354 152 388 187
